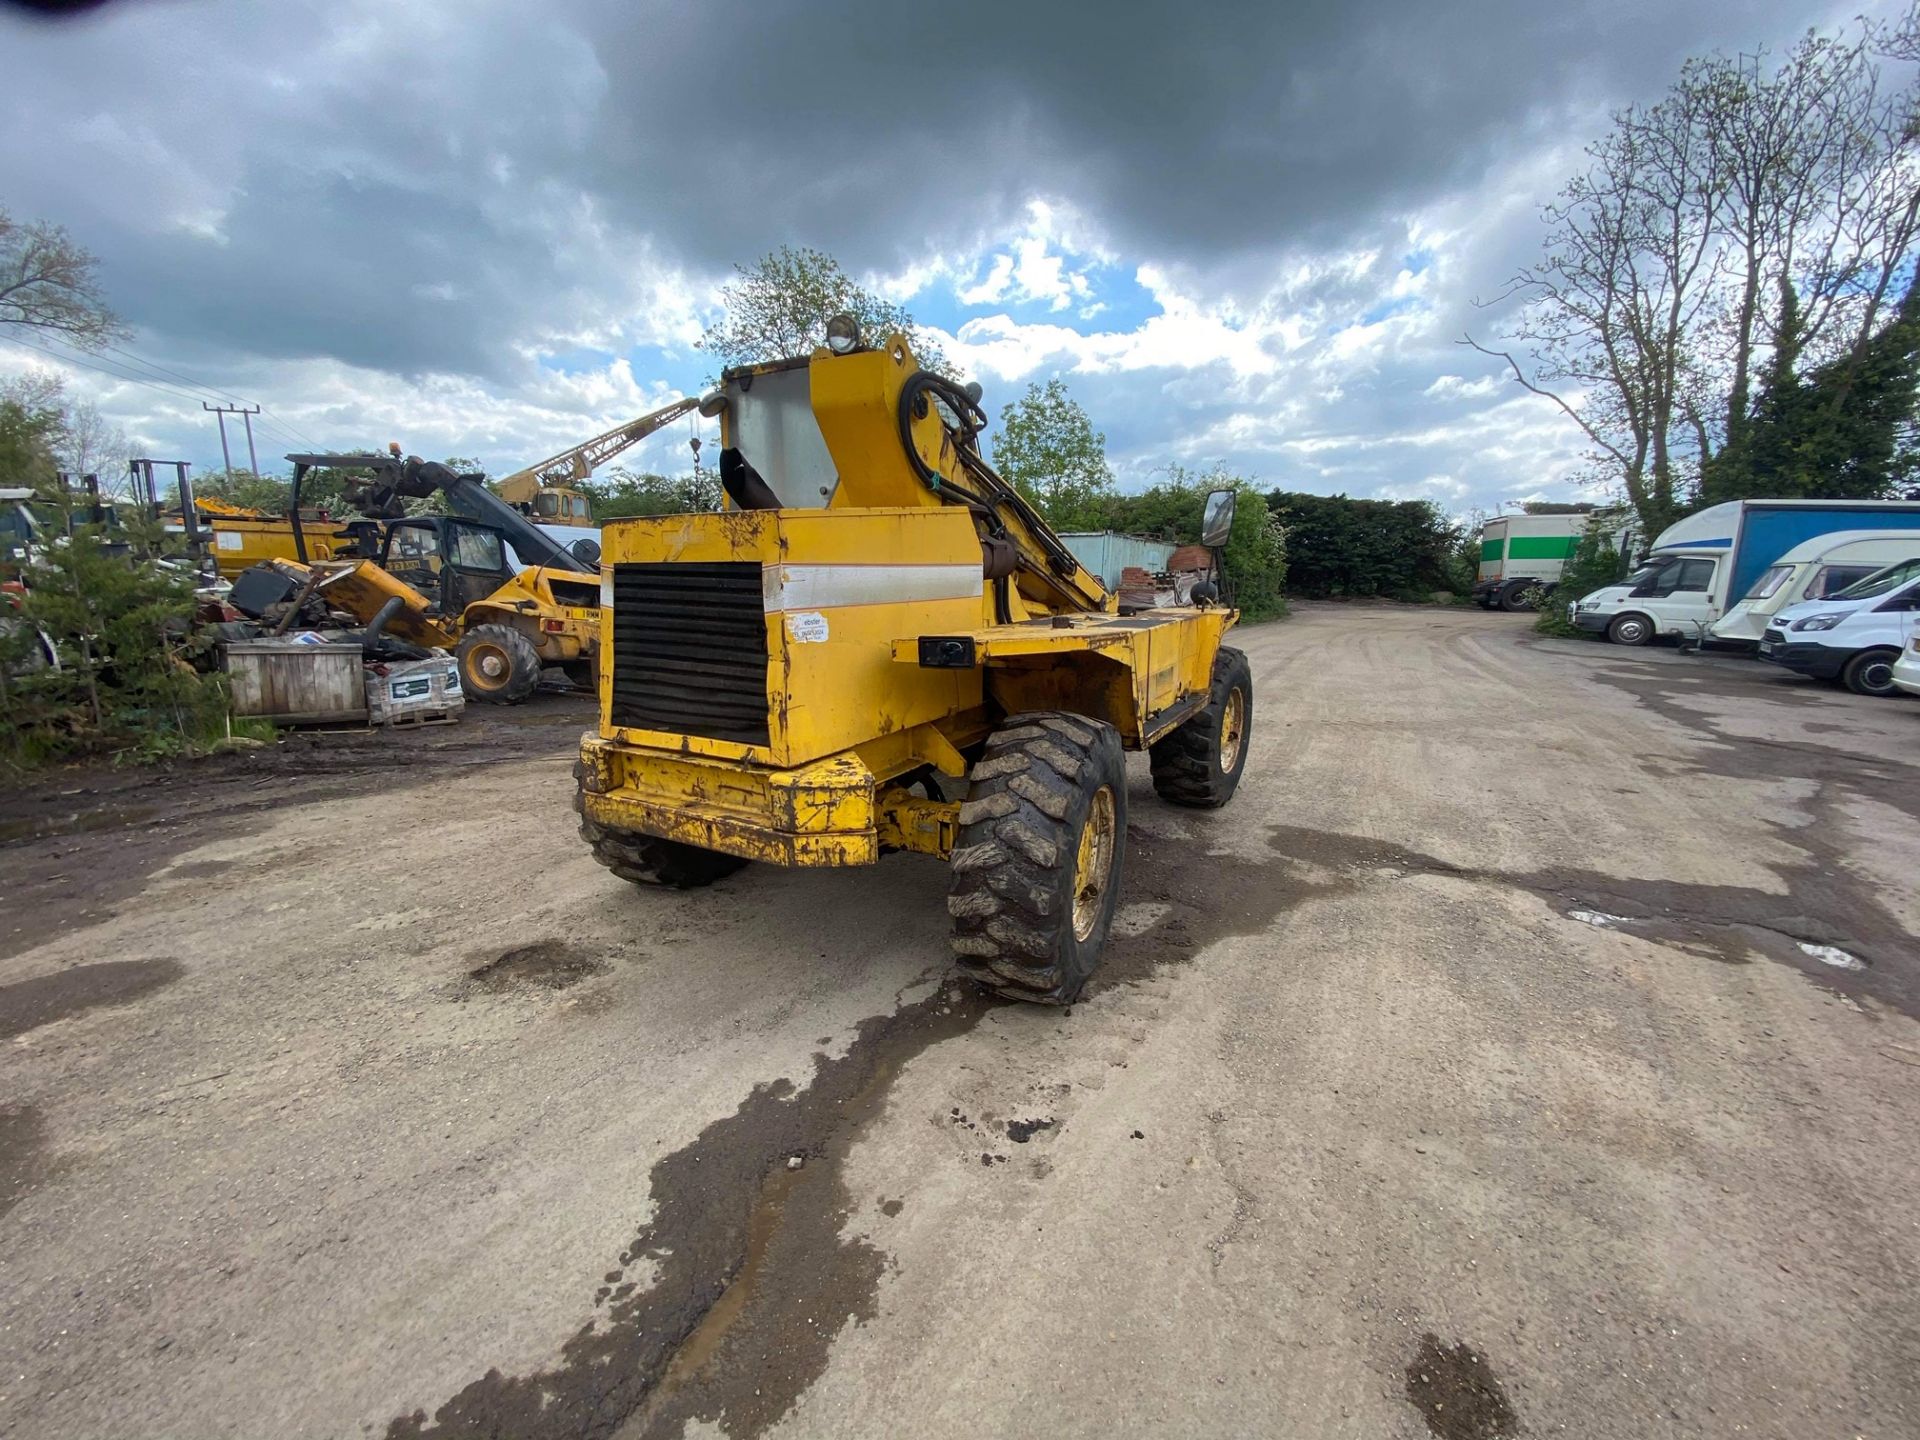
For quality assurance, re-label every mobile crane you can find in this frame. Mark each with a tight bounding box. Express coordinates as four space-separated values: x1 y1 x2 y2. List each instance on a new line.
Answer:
493 398 702 526
576 320 1253 1004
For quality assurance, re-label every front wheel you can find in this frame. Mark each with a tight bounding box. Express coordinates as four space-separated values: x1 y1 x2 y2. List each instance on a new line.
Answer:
1842 647 1901 697
1607 613 1654 647
947 712 1127 1006
457 623 542 703
1150 645 1252 808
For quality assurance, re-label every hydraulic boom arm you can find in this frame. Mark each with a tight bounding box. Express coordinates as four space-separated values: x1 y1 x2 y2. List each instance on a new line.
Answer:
285 452 594 574
494 398 701 507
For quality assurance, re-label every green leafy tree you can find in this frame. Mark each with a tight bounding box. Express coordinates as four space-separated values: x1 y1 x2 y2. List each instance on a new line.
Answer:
579 468 721 518
992 379 1116 531
0 207 126 350
1699 275 1920 504
700 246 948 375
0 394 62 491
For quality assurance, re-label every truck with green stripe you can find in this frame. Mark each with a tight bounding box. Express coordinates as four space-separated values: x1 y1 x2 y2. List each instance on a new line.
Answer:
1473 514 1589 610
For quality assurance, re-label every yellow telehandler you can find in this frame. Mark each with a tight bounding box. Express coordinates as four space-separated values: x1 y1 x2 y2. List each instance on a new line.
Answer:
275 450 605 702
575 319 1252 1003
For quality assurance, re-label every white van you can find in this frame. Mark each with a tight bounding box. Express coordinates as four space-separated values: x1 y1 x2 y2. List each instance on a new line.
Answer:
1710 530 1920 644
1758 559 1920 695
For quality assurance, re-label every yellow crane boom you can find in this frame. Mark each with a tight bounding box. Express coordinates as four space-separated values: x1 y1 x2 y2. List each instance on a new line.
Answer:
494 397 701 522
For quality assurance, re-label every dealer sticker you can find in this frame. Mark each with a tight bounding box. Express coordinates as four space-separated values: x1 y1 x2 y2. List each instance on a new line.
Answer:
786 611 830 644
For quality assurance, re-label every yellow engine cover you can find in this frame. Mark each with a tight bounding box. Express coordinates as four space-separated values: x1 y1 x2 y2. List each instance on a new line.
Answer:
598 507 988 769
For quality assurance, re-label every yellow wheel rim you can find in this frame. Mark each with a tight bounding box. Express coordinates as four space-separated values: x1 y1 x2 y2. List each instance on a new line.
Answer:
465 642 511 692
1072 785 1118 942
1220 687 1246 773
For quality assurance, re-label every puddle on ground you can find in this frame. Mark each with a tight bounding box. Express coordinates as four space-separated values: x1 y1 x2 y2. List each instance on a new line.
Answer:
0 958 185 1041
1405 1332 1518 1440
1799 942 1865 972
0 804 159 846
1005 1117 1055 1143
0 1104 53 1219
1567 909 1630 929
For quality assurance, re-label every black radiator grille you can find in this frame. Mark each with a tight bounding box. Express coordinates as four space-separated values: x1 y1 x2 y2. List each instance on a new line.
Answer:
610 562 770 744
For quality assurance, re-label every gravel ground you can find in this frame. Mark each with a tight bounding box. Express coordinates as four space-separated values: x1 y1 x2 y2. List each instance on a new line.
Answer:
1 604 1916 1440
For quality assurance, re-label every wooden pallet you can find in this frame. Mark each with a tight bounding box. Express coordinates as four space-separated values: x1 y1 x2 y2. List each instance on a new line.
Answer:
374 707 461 729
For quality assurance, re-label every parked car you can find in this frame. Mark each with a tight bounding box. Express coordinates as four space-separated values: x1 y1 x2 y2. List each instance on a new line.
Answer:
1890 624 1920 698
1569 498 1920 645
1757 559 1920 696
1710 530 1920 646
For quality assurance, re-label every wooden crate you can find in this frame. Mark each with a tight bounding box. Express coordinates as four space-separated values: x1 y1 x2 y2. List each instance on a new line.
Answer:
224 639 369 726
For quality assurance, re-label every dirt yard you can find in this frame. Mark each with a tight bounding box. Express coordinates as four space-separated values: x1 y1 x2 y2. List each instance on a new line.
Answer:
2 605 1917 1440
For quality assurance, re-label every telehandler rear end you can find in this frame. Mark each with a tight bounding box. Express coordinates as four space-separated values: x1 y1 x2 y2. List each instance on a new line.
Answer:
576 321 1252 1002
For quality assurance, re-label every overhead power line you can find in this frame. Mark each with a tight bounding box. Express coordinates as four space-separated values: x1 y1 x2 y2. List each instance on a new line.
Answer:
1 331 325 463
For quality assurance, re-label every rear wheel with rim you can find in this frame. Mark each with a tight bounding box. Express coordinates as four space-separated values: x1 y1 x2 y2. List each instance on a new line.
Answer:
1607 613 1654 647
1150 645 1252 808
1842 647 1901 697
947 712 1127 1005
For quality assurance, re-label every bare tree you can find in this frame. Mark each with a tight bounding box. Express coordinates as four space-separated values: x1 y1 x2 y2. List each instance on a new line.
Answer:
1467 81 1727 535
1468 8 1920 533
0 209 126 350
55 397 131 485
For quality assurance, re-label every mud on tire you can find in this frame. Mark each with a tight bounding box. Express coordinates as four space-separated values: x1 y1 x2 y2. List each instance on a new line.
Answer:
947 712 1127 1006
573 760 748 888
1149 645 1252 809
457 623 543 704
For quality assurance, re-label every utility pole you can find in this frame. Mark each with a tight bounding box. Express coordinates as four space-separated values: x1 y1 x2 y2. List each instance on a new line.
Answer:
202 402 261 479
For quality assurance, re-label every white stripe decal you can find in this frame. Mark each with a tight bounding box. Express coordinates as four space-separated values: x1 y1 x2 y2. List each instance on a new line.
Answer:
762 563 982 612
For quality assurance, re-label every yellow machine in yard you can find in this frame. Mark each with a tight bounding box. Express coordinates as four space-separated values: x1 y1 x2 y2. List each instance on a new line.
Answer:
274 451 604 702
492 397 700 527
576 319 1252 1003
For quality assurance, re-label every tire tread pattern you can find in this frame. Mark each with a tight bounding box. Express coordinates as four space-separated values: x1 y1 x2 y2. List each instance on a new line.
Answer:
572 759 748 888
947 711 1123 1006
1149 645 1252 808
458 623 543 704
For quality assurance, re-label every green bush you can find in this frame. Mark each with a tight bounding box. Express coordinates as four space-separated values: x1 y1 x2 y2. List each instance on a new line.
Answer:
1100 467 1288 620
1532 517 1635 636
1265 491 1459 599
2 510 235 774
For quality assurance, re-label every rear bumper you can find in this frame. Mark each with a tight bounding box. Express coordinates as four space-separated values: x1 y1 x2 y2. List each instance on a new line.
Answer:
576 733 879 867
1757 638 1846 679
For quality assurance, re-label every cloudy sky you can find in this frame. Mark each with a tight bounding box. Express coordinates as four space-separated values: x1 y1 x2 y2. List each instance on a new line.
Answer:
0 0 1896 516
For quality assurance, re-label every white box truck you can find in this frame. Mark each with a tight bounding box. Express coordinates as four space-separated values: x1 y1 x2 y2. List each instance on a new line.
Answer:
1473 513 1590 610
1567 498 1920 646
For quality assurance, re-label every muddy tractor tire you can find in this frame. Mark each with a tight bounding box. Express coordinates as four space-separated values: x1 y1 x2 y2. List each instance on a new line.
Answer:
947 712 1127 1006
457 623 542 704
1150 645 1252 809
574 762 748 888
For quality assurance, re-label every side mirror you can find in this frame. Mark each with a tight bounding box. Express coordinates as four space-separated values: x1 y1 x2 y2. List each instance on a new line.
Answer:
1200 488 1236 549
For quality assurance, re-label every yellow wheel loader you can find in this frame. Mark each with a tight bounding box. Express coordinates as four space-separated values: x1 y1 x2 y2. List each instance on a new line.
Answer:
273 451 604 703
576 321 1252 1003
